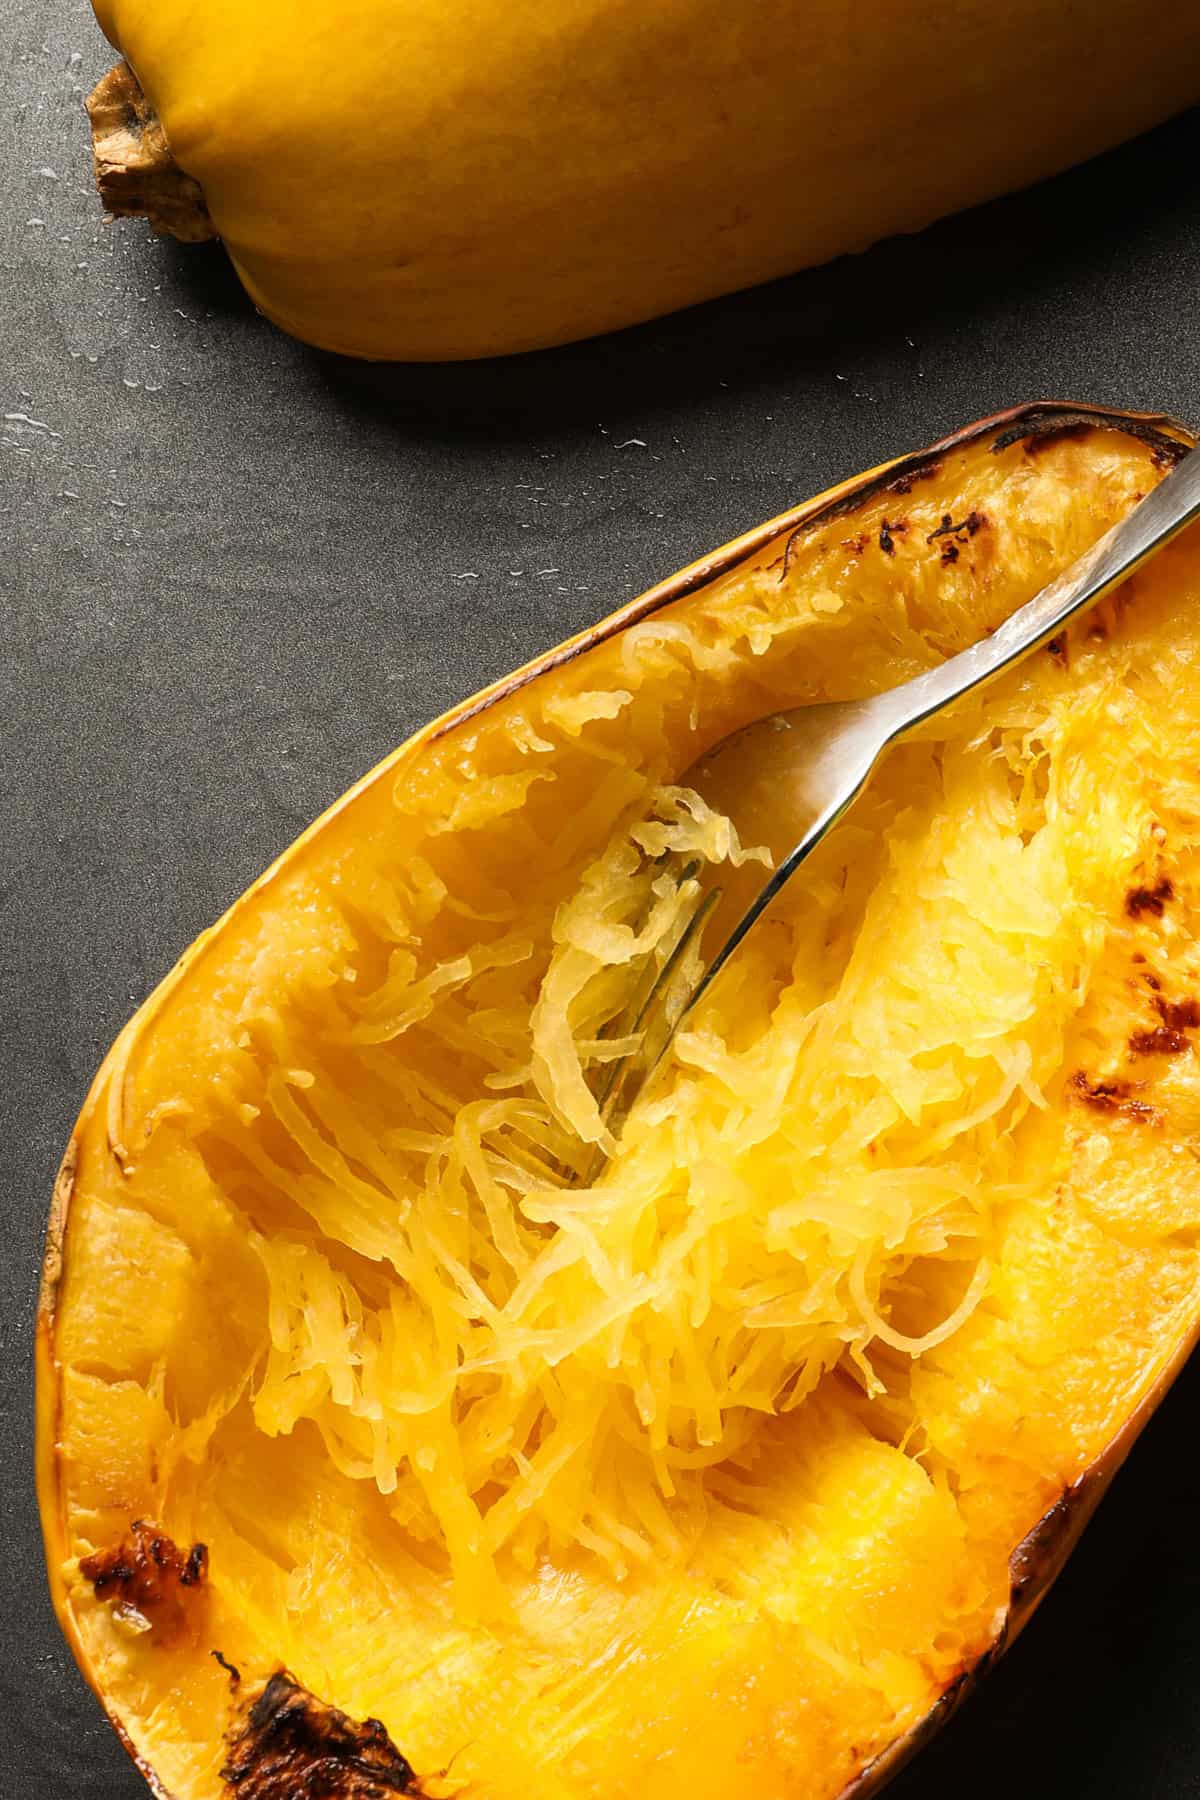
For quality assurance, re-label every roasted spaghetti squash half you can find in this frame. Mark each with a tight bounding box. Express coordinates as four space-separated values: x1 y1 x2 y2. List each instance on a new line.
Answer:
39 402 1200 1800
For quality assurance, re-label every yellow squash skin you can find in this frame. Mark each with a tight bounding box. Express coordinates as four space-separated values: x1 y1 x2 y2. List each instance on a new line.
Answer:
91 1 1200 360
38 404 1200 1800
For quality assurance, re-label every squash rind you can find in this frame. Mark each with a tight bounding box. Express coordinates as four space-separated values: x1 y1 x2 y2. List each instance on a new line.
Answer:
86 4 1200 359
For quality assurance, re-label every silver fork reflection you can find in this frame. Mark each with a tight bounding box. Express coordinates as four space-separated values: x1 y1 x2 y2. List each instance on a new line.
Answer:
588 445 1200 1164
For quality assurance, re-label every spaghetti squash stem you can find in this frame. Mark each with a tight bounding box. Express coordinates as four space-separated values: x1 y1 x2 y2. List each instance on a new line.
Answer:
87 61 217 243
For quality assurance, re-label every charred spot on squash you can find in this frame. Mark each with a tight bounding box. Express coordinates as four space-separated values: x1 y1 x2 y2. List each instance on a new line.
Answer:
835 1657 990 1800
213 1649 244 1687
1126 877 1174 919
878 519 909 556
1007 1476 1104 1627
1129 1025 1191 1057
1002 418 1095 456
1010 1495 1072 1610
1152 440 1189 470
990 410 1188 463
1069 1071 1159 1123
886 460 942 497
926 510 986 546
1156 995 1200 1030
80 1519 208 1639
222 1671 423 1799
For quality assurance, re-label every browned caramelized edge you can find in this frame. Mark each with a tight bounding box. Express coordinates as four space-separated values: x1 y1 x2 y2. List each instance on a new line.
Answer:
429 402 1192 742
834 1310 1200 1800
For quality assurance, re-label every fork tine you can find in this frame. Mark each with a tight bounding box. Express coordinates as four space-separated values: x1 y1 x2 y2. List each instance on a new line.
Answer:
583 877 722 1175
584 852 700 1096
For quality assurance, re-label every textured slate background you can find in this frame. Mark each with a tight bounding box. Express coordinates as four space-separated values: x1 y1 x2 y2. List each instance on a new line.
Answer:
5 3 1200 1795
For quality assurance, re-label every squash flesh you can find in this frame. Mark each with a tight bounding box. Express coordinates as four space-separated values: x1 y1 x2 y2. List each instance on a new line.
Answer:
40 416 1200 1799
91 2 1200 358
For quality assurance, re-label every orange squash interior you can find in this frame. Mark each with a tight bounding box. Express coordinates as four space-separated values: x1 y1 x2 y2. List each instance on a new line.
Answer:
39 406 1200 1800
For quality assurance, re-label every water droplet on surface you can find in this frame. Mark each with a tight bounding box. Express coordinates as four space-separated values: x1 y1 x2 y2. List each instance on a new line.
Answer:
4 410 59 438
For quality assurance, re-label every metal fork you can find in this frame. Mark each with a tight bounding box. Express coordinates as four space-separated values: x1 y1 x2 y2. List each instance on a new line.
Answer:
589 444 1200 1159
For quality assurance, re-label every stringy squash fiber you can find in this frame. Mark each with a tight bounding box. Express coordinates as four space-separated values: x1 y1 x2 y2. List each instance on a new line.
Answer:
39 405 1200 1800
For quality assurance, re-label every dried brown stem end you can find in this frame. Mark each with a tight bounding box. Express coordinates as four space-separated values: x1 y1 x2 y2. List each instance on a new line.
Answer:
86 60 217 243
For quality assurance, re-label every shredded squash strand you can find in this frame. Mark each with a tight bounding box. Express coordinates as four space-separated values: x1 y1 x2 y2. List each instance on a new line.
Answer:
165 452 1180 1613
227 648 1150 1605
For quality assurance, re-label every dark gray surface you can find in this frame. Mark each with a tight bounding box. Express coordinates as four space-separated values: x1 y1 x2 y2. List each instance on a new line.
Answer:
5 3 1200 1795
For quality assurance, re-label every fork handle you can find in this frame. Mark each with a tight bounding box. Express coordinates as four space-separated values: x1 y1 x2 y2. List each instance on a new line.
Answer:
873 445 1200 741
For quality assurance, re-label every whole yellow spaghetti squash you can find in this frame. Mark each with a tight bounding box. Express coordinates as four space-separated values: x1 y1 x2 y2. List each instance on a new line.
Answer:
85 3 1200 358
39 403 1200 1799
